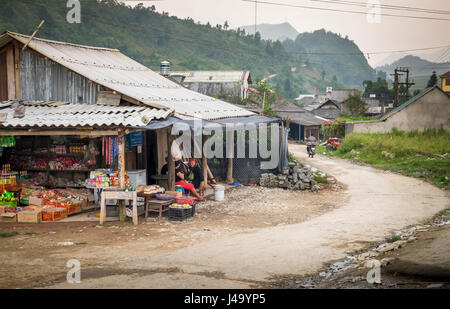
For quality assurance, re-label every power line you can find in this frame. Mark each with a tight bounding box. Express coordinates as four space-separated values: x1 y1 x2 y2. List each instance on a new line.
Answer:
310 0 450 15
241 0 450 21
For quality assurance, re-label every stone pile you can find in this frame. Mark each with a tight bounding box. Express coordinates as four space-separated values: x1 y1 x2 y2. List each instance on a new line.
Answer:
259 162 322 191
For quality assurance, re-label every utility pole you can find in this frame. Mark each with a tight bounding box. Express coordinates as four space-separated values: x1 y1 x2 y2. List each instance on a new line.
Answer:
255 0 258 36
391 67 415 107
392 68 399 108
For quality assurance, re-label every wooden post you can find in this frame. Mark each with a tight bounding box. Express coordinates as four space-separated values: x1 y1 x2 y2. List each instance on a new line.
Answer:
118 132 126 222
132 191 138 225
226 129 234 184
100 190 106 225
202 135 208 191
22 20 45 51
167 127 175 191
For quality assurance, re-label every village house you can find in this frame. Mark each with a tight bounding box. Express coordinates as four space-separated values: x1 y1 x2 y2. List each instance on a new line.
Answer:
169 70 252 103
345 86 450 134
272 102 325 142
0 31 279 196
440 71 450 94
312 99 343 120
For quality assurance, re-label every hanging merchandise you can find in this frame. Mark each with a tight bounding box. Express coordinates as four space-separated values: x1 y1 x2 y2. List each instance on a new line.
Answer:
0 136 16 147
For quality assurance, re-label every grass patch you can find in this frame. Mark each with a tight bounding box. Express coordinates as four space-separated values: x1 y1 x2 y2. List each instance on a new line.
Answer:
314 175 330 184
385 234 401 243
0 230 19 238
24 232 38 236
330 129 450 189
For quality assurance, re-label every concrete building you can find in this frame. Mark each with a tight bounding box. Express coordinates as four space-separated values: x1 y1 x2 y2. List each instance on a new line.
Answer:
170 70 252 103
440 71 450 94
345 86 450 134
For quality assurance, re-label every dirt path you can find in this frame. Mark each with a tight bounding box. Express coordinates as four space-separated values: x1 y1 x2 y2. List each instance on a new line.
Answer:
37 143 448 288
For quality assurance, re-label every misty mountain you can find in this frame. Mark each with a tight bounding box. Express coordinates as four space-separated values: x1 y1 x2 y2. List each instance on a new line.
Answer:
376 55 450 78
239 22 299 42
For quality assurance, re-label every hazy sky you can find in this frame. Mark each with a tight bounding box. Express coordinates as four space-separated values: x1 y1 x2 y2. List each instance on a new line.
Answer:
124 0 450 66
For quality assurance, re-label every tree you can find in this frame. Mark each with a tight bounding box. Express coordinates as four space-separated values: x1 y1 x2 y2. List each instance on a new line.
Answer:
363 78 391 100
223 20 229 31
427 71 437 87
254 31 261 45
265 42 274 56
343 92 367 116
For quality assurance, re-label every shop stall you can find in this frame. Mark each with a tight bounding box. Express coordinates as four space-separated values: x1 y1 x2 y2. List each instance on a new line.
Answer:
0 101 173 225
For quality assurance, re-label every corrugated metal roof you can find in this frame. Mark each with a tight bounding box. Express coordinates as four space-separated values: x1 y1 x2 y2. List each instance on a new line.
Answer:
2 31 254 121
0 101 172 128
171 71 251 84
328 89 358 103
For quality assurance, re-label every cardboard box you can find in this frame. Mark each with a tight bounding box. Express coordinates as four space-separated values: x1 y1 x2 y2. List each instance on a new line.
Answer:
165 191 183 198
56 202 82 215
25 205 43 211
29 196 45 206
42 207 68 222
1 212 17 222
17 210 42 224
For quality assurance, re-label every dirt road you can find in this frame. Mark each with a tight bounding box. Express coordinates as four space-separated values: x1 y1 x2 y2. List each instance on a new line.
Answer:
2 144 448 288
36 143 447 288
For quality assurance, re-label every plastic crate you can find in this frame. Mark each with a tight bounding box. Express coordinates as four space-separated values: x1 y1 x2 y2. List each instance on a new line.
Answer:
168 206 192 221
191 202 196 217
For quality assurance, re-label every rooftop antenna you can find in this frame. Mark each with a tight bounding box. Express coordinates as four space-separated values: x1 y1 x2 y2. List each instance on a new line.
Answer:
22 20 45 51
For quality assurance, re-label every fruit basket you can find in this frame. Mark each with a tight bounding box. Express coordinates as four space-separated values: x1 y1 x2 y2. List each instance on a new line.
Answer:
168 204 192 221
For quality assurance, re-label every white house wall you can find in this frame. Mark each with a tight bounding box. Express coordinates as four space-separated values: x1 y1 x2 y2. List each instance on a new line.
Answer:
346 88 450 134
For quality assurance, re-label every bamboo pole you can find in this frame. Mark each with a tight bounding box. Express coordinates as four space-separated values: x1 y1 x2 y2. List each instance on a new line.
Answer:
22 20 45 51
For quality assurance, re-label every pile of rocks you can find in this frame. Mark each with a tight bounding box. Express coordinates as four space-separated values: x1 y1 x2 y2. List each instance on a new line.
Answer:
259 162 324 191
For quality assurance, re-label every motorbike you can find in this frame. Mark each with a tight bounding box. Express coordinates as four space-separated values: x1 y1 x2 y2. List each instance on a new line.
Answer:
307 144 316 158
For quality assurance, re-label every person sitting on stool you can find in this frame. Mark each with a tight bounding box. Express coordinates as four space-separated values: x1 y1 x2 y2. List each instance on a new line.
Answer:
175 160 205 201
187 158 205 195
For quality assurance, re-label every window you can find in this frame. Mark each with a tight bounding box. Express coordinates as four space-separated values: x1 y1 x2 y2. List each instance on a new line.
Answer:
446 78 450 86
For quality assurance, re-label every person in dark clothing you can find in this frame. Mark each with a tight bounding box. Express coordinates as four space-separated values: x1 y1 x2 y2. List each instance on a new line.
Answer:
175 159 205 200
188 158 204 190
160 156 169 175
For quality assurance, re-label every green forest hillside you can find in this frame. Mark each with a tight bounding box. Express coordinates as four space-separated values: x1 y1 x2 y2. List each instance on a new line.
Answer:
0 0 379 98
283 29 382 87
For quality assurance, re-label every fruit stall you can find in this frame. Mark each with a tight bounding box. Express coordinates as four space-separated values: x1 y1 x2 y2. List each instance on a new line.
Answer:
0 101 180 225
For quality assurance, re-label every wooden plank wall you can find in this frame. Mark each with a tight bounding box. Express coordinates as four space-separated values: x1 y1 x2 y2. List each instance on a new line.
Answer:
0 48 7 101
19 49 100 104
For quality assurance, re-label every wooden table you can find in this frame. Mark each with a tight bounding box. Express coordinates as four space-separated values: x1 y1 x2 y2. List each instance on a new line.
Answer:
146 198 174 219
137 192 174 219
100 190 138 225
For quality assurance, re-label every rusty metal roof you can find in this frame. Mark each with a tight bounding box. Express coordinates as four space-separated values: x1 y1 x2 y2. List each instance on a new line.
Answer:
0 101 172 128
2 31 254 121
